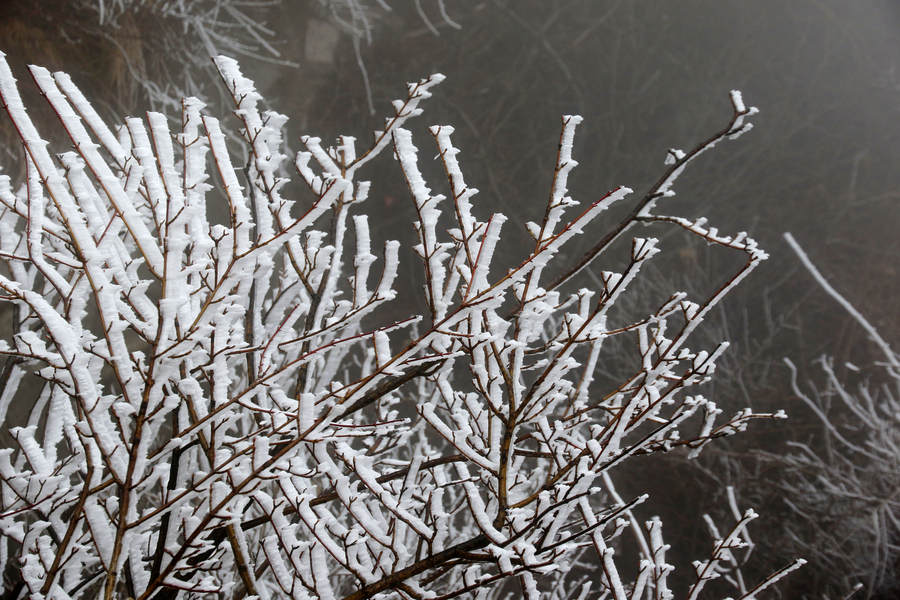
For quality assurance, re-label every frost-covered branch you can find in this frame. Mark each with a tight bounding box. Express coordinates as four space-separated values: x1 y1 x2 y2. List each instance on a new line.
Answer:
0 51 797 599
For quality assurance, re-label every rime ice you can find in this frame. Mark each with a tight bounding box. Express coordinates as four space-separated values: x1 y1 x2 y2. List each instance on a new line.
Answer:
0 51 799 600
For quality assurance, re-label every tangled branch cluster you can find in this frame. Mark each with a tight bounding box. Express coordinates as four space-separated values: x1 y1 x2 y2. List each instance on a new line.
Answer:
0 52 802 598
756 235 899 597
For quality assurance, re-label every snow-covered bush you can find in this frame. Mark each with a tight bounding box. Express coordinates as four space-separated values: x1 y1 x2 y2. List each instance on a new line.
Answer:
0 51 802 598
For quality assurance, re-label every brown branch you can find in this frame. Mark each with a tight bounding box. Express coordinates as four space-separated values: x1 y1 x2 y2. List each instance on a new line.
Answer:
341 534 489 600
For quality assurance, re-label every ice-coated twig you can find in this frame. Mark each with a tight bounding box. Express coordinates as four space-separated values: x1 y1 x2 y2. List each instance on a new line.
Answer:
784 231 899 375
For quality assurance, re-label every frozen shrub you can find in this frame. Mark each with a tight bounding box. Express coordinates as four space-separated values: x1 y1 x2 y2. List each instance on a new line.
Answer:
0 52 801 598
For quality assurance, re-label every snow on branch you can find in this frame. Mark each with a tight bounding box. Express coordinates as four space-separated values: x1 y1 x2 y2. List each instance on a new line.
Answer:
0 51 799 599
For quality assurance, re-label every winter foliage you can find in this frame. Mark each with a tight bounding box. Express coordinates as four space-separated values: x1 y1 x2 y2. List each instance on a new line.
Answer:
0 51 803 598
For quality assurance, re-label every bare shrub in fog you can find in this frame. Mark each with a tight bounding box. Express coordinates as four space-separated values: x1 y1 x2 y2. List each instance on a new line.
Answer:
79 0 457 112
0 52 802 598
748 235 899 598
